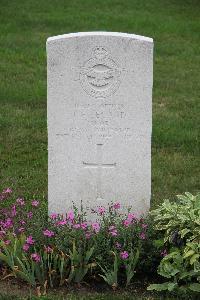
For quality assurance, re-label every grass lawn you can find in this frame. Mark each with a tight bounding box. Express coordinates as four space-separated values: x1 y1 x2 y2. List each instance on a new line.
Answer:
0 0 200 204
0 0 200 298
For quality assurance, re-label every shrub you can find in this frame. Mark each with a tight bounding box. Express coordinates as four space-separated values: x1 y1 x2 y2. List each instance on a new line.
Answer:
148 192 200 295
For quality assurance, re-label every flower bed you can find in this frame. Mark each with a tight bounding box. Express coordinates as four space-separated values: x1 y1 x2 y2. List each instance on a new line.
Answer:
0 188 199 297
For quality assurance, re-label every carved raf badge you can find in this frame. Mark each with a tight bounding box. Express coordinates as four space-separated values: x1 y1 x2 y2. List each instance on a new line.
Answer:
79 47 122 98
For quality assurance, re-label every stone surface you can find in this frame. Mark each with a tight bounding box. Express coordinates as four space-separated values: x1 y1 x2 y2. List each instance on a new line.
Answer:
47 32 153 216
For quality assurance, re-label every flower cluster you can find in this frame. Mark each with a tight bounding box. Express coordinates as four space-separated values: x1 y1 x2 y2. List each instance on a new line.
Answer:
0 188 154 271
0 188 12 201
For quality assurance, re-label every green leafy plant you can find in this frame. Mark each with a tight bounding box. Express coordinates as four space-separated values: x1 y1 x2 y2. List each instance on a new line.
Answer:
0 188 160 291
67 240 95 284
0 234 70 291
0 234 26 278
183 241 200 267
124 248 140 286
99 251 119 290
14 254 36 287
33 248 70 288
150 192 200 244
148 193 200 294
148 248 200 293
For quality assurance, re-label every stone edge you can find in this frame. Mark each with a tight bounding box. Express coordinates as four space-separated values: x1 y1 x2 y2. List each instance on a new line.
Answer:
46 31 153 45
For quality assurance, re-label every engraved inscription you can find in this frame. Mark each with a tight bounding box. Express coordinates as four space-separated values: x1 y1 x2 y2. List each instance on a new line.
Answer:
83 144 116 200
79 47 122 98
56 101 132 141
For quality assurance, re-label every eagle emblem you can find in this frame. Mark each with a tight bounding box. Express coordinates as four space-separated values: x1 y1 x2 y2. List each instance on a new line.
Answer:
79 47 121 98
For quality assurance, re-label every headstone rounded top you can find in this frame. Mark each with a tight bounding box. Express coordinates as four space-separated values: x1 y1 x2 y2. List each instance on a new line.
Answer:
47 30 153 217
46 31 153 44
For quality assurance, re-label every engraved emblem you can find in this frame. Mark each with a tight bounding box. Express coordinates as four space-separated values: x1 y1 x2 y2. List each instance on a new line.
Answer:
79 47 121 98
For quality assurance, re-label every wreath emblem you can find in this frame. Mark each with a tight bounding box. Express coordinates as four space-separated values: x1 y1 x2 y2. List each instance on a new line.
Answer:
79 47 121 98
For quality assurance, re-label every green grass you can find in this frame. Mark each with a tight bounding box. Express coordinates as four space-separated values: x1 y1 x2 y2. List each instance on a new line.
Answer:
0 0 199 291
0 1 200 204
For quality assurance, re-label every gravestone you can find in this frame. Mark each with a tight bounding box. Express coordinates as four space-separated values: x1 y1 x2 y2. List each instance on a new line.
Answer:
47 32 153 216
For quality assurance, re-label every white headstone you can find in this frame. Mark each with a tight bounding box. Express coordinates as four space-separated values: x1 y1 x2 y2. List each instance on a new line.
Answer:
47 32 153 216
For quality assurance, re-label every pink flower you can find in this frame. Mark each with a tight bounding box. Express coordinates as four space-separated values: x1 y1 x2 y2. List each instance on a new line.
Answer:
16 198 25 206
23 244 30 252
32 200 39 207
139 232 146 240
44 245 53 253
56 220 67 226
3 188 12 194
26 235 35 245
3 218 13 229
127 213 136 221
109 225 118 236
97 206 106 215
115 242 122 249
27 211 33 218
81 222 87 230
67 210 74 221
92 222 100 233
43 229 55 237
123 219 131 227
31 253 41 263
20 220 26 225
141 224 148 229
18 227 25 233
73 223 81 229
4 240 11 245
50 213 58 220
0 188 12 201
11 205 17 217
85 232 92 239
109 225 115 231
110 230 118 236
113 202 120 209
120 251 129 260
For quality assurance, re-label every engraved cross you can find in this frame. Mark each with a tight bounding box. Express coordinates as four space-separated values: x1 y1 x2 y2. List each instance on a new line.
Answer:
83 144 116 200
